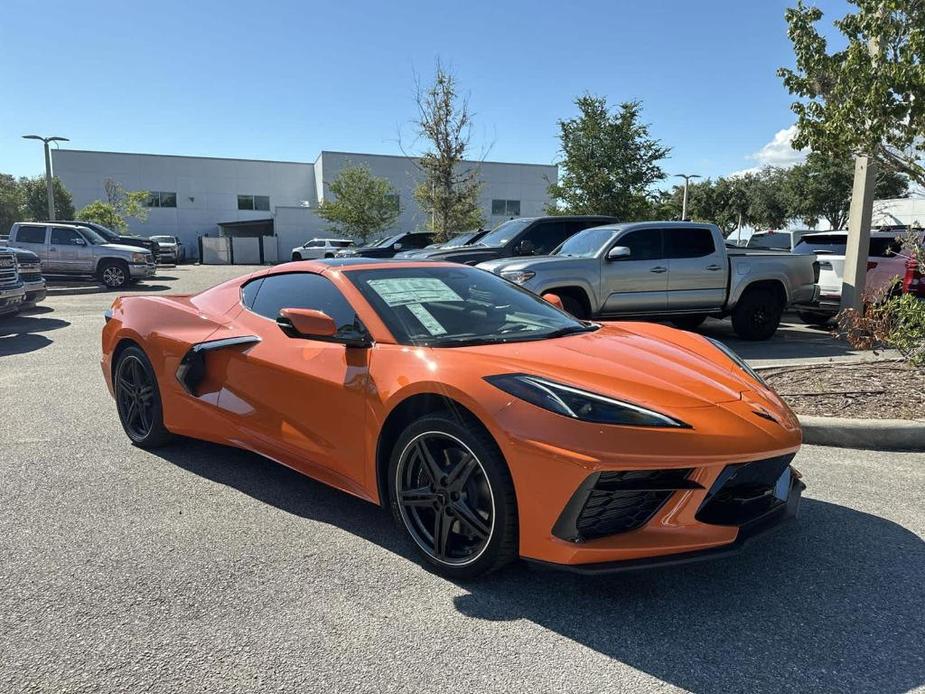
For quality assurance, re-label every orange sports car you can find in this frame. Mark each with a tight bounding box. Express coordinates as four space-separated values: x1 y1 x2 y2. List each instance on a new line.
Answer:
101 259 804 579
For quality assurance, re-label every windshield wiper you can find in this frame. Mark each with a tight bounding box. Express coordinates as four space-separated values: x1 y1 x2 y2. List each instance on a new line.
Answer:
543 324 598 338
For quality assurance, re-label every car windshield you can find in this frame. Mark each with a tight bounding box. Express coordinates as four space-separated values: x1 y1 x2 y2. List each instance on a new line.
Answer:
553 227 616 257
473 219 532 247
79 227 107 244
793 234 847 255
368 234 401 248
347 265 596 347
747 233 791 250
442 231 478 248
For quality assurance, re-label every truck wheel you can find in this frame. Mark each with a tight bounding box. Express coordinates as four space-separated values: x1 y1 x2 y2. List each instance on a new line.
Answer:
99 260 130 289
731 288 784 340
797 311 833 326
291 252 302 261
671 315 707 331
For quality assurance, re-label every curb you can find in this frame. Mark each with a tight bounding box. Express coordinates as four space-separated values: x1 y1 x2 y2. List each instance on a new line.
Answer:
46 284 106 296
798 415 925 451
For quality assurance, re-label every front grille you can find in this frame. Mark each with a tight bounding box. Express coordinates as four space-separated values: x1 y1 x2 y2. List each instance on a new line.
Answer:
0 254 18 286
20 272 42 283
696 454 795 526
554 468 698 542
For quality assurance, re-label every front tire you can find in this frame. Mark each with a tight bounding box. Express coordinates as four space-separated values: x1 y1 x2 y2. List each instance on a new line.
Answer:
114 346 174 448
731 288 784 340
388 413 517 579
99 260 130 289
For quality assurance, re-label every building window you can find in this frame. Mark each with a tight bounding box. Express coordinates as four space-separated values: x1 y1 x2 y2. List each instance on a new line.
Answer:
491 199 521 216
385 194 400 212
145 191 177 208
238 195 271 211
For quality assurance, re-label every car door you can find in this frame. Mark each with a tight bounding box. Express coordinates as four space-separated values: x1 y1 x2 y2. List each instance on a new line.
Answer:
513 220 572 256
49 227 94 273
10 225 50 266
220 272 369 488
664 227 726 310
599 228 668 313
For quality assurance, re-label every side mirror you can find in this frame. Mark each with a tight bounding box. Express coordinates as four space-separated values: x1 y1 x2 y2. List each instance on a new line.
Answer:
74 237 87 246
542 293 564 310
277 308 337 339
393 243 402 250
607 245 631 260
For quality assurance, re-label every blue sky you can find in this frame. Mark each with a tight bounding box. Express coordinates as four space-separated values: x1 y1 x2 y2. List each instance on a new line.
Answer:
1 0 851 183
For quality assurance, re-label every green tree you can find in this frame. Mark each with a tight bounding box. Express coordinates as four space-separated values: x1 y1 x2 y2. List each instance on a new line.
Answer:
412 63 484 242
0 174 23 234
19 175 74 220
548 96 669 220
747 167 791 229
784 151 908 229
662 176 752 235
317 165 401 244
778 0 925 185
76 178 149 233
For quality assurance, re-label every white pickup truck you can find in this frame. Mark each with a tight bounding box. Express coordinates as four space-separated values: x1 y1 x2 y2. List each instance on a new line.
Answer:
479 221 820 340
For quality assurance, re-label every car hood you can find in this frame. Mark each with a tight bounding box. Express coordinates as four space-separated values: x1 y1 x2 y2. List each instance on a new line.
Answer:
446 322 767 411
101 243 151 254
419 247 505 263
478 255 588 275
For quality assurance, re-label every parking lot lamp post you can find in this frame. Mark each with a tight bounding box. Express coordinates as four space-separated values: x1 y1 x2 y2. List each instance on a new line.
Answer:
22 134 69 220
675 174 700 221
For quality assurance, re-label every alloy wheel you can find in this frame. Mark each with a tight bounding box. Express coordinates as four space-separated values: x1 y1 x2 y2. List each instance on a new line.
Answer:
103 266 126 287
396 432 495 566
116 355 156 438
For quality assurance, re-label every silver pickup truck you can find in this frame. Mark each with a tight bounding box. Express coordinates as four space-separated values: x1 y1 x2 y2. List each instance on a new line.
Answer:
479 221 820 340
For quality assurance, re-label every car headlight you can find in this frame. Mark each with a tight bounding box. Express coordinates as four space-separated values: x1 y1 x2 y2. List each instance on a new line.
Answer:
131 252 147 263
706 337 768 387
500 270 535 285
485 373 689 428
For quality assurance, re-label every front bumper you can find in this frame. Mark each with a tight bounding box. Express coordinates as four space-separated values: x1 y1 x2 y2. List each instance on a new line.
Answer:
0 283 25 314
528 474 803 574
129 262 157 278
22 280 47 306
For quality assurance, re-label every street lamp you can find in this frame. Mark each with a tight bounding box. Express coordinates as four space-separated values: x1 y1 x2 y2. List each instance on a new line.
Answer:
22 134 69 220
674 173 701 221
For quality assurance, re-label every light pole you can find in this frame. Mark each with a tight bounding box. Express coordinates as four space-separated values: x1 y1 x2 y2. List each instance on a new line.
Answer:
674 173 700 221
22 134 69 220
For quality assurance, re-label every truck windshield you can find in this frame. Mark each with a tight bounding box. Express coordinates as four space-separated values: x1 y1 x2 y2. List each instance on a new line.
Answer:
474 219 532 247
553 228 616 257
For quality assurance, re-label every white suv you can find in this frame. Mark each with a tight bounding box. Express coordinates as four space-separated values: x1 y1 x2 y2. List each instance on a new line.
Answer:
291 238 354 261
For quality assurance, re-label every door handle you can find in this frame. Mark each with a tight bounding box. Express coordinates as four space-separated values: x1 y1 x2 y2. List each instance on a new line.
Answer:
705 264 722 271
649 266 667 274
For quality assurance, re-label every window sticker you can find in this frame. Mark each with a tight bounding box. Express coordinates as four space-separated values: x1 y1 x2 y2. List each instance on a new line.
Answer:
405 303 447 335
367 278 462 307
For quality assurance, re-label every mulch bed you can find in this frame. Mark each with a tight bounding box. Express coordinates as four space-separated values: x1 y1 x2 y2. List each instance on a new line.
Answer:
761 361 925 420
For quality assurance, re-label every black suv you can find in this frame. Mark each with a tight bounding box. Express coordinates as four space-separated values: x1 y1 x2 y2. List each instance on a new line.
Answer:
336 232 435 259
57 220 160 261
413 216 618 265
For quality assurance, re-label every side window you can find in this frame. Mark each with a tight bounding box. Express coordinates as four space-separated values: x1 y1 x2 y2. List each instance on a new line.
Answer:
519 221 570 255
616 229 662 260
247 273 359 335
665 228 716 258
15 225 47 244
405 235 432 249
306 240 323 248
241 278 264 308
50 228 83 246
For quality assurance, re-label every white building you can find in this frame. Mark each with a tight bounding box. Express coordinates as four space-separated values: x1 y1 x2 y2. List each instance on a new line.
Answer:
51 148 557 262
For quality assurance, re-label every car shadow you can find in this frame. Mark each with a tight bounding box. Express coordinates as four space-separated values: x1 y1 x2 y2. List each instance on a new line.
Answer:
150 438 923 693
116 283 173 293
0 314 71 356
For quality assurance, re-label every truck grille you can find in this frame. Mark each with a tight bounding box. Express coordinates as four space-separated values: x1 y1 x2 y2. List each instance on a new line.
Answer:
18 263 41 283
0 253 18 286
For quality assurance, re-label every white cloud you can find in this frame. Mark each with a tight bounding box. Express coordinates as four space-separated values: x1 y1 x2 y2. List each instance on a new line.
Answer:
728 125 808 177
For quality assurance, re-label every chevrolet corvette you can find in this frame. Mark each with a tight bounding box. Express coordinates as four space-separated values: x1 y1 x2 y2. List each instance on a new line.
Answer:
101 259 804 579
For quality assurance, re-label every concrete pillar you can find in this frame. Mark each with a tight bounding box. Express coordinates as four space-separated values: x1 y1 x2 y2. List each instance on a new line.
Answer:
840 155 877 311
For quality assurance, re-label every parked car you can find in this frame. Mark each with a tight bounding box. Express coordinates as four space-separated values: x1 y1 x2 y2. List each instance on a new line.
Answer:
335 232 435 259
2 246 46 309
102 258 803 579
393 229 490 259
791 229 925 324
149 235 186 264
7 222 156 289
291 238 355 261
479 221 820 340
746 229 812 252
58 220 161 262
0 248 25 317
410 216 618 265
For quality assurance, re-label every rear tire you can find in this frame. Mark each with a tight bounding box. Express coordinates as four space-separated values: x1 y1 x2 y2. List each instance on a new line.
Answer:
388 412 517 580
99 260 130 289
114 345 174 448
731 288 784 340
670 314 707 331
291 252 302 261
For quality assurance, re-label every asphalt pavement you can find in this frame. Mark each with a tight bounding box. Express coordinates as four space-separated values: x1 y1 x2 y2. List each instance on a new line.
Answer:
1 266 923 693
